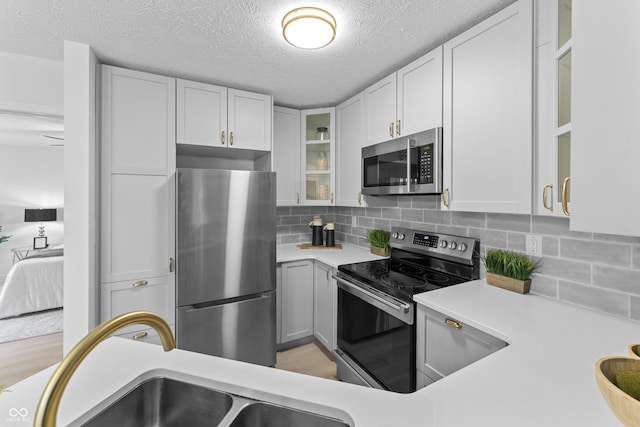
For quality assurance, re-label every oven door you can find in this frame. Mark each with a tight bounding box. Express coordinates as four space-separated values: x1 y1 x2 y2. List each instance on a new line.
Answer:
335 276 416 393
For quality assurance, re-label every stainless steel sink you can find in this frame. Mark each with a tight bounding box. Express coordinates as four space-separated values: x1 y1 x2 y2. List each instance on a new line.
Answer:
228 402 350 427
81 377 233 427
77 375 352 427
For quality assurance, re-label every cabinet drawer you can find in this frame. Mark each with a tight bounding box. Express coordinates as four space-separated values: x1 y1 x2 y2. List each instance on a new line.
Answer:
113 324 175 346
101 276 172 335
417 305 507 380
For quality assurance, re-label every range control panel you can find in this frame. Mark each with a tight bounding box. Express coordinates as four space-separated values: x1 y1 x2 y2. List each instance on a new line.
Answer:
390 227 479 264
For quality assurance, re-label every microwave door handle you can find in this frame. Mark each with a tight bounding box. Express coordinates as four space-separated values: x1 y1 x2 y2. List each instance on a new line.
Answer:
406 139 412 191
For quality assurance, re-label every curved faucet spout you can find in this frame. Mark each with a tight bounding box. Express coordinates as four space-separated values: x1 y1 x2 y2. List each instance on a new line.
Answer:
34 311 176 426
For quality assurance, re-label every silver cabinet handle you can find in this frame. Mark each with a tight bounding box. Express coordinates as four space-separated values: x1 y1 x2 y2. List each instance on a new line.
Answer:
230 131 234 146
221 130 226 145
396 119 401 136
132 280 148 287
389 122 394 137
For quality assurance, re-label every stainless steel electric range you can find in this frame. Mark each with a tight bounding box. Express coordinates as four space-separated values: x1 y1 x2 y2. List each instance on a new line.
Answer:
334 227 480 393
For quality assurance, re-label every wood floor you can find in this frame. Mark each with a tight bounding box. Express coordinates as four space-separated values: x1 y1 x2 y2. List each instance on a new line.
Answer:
0 334 335 391
0 332 63 389
275 341 339 381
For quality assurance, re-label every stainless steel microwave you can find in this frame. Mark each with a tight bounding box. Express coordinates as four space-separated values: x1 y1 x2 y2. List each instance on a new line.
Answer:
361 127 443 195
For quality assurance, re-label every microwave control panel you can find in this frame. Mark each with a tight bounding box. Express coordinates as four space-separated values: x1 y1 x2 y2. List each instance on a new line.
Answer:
418 144 433 184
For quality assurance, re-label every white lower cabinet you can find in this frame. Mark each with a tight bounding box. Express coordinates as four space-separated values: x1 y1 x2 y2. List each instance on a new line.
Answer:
278 260 314 343
100 276 175 337
416 305 507 389
313 262 336 352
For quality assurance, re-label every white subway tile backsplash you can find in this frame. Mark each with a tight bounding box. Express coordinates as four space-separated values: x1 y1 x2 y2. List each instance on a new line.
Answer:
487 213 531 232
542 236 559 256
507 232 526 252
560 238 631 268
276 202 640 322
559 280 630 318
592 265 640 295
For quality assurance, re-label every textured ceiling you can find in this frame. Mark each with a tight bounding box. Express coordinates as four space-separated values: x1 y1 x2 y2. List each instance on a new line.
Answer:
0 0 515 109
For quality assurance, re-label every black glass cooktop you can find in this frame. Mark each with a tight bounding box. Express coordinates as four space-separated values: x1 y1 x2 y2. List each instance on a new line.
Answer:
337 257 469 303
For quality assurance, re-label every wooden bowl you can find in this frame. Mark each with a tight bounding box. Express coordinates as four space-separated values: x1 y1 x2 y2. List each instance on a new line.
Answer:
595 356 640 426
628 344 640 360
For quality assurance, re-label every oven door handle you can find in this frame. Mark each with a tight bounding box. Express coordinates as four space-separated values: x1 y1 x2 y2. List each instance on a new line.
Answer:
334 276 411 315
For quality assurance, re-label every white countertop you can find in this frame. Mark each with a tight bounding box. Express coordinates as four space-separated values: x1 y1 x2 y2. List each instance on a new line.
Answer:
2 278 636 425
276 242 386 268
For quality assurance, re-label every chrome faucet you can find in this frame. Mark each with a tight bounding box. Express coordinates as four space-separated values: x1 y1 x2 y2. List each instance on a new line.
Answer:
33 311 176 426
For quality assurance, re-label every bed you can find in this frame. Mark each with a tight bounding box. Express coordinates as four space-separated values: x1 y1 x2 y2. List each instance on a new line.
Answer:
0 247 63 319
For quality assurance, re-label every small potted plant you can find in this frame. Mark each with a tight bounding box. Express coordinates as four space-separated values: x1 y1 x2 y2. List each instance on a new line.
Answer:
0 226 10 245
483 249 540 294
366 229 390 257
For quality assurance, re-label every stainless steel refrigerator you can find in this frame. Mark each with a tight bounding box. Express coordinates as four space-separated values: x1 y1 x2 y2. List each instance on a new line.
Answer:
176 168 276 367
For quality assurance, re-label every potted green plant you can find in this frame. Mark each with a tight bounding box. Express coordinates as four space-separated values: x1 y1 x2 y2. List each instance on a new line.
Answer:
483 249 540 294
0 226 10 245
366 229 390 257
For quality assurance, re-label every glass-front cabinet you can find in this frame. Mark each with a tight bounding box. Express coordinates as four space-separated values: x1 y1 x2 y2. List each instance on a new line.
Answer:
301 108 335 205
536 0 572 216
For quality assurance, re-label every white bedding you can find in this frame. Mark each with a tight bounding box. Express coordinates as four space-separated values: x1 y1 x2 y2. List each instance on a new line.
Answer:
0 256 63 319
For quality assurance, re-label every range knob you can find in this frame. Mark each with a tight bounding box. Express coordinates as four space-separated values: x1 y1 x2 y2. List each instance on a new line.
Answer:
449 241 457 250
440 240 448 248
392 232 398 239
398 233 405 240
458 243 468 252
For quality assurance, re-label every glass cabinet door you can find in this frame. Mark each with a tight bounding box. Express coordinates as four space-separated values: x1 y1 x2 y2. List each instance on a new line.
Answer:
555 0 572 215
301 108 335 205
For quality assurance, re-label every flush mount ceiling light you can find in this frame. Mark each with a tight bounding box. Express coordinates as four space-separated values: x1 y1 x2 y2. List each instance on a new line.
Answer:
282 7 336 49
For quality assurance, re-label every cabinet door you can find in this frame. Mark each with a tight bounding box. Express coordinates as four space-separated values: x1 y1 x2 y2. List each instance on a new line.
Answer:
364 73 397 146
101 276 173 336
417 305 506 380
102 66 175 175
301 107 335 206
571 1 640 236
102 174 170 282
228 88 272 151
336 92 365 207
176 79 227 147
313 262 335 352
397 46 443 136
280 260 314 343
273 106 301 206
442 0 533 213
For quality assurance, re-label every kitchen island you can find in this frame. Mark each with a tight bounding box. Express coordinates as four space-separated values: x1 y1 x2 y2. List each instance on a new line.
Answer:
1 276 636 425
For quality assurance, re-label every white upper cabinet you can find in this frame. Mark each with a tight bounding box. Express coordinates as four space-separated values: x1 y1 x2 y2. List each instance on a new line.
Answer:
273 106 301 206
570 1 640 236
535 0 572 217
364 47 443 146
176 79 272 151
301 107 336 206
228 88 272 151
396 47 443 136
176 79 227 147
365 73 397 145
336 92 365 207
441 0 533 213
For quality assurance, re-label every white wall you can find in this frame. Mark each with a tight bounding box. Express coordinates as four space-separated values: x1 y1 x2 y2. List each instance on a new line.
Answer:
63 41 99 352
0 145 64 281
